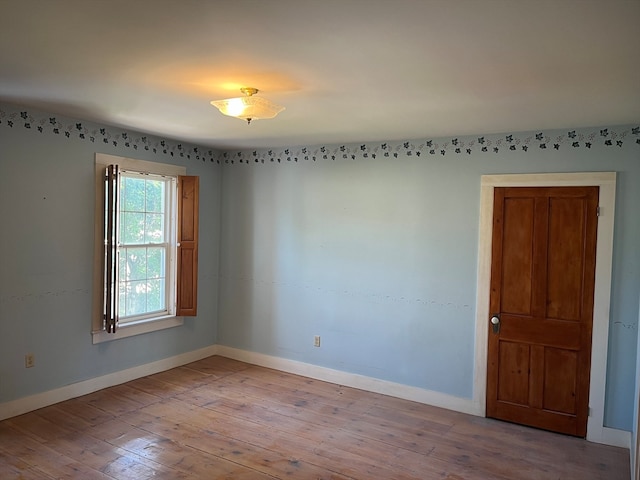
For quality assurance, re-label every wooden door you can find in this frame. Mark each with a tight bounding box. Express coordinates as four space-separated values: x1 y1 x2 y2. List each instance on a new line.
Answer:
486 186 599 437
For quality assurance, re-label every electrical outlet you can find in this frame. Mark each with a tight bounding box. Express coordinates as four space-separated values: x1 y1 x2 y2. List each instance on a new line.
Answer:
25 353 35 368
314 335 321 347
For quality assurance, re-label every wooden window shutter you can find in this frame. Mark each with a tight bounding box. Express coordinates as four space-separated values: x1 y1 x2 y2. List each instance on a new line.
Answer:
176 175 199 316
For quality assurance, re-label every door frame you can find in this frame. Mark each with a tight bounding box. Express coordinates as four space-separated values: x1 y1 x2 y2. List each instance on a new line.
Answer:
473 172 617 445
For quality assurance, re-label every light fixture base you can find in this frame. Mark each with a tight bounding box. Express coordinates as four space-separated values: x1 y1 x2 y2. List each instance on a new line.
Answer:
240 87 259 97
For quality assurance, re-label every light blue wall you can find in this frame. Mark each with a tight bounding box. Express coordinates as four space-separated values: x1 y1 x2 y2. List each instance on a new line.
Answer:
2 101 639 433
217 127 640 430
0 103 222 403
633 299 640 474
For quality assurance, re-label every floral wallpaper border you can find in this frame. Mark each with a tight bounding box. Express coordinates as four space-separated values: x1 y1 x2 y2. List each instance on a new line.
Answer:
1 105 638 166
223 125 640 165
0 107 222 164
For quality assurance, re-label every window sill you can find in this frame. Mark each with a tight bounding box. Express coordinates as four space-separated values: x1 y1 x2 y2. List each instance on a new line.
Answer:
92 315 184 344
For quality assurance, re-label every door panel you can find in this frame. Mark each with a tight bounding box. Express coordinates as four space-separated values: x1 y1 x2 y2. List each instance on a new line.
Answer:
501 197 535 315
497 341 530 405
487 186 598 437
547 197 587 320
543 347 578 414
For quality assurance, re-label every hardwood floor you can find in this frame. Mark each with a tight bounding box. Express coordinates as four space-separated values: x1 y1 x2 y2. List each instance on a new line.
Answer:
0 356 630 479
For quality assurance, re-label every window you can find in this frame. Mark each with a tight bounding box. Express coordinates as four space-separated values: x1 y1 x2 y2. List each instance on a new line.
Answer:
93 154 198 343
115 170 174 321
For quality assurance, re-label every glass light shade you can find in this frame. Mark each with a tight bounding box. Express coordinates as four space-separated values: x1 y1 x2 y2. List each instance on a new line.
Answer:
210 95 285 122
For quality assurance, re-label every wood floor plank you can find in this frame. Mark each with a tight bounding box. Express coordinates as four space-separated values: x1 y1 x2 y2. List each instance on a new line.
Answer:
147 365 214 388
0 355 630 479
121 408 352 479
79 385 158 417
0 449 56 480
343 416 444 455
175 388 430 478
5 411 76 442
123 374 192 399
49 397 118 427
34 403 96 432
0 424 114 479
182 356 252 377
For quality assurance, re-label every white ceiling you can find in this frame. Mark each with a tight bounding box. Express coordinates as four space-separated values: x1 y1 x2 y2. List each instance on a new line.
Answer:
1 0 638 150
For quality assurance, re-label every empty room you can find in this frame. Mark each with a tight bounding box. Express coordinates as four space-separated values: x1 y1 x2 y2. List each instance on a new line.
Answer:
1 1 639 479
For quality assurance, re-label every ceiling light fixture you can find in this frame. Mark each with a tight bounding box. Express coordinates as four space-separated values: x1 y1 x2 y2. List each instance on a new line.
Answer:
210 87 284 124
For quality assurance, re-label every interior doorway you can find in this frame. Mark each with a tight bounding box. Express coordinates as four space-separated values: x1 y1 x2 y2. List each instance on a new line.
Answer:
473 172 617 444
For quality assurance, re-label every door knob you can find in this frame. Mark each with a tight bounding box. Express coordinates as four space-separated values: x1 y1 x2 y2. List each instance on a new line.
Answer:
490 315 500 334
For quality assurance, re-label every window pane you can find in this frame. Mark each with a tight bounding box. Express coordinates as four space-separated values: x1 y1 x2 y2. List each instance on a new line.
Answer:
120 247 147 282
118 282 126 318
145 213 164 243
145 179 165 213
122 212 145 244
122 176 145 212
146 279 165 312
118 280 146 318
147 247 165 279
124 280 148 317
118 254 126 284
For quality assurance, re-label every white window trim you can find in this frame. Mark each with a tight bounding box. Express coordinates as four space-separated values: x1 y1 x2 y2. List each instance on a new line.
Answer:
92 153 186 344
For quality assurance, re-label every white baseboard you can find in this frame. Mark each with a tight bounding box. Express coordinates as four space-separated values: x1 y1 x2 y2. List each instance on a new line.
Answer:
0 345 218 421
587 419 631 449
215 345 476 415
600 426 632 450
